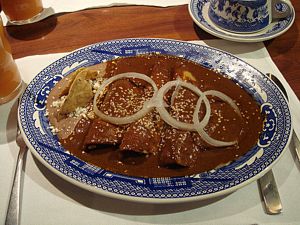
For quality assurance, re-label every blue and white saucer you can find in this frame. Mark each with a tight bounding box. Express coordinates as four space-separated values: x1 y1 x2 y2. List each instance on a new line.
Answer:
188 0 295 42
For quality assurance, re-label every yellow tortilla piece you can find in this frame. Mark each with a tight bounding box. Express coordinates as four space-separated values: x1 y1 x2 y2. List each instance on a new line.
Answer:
60 68 94 115
46 62 107 138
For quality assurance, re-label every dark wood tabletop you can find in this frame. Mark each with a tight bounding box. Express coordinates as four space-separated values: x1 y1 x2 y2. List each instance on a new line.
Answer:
3 2 300 98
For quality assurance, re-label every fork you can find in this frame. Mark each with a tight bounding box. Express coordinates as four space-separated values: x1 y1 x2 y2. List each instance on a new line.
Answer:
5 119 28 225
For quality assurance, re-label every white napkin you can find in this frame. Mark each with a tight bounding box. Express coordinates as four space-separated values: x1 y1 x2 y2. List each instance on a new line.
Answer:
1 39 299 225
0 0 189 25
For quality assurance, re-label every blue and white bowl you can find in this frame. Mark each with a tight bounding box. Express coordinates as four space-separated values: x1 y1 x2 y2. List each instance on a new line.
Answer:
208 0 292 33
18 38 292 203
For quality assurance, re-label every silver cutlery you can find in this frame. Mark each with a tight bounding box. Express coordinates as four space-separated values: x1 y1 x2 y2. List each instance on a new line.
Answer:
267 73 300 161
5 112 28 225
258 170 282 214
257 73 286 215
258 73 300 214
293 132 300 161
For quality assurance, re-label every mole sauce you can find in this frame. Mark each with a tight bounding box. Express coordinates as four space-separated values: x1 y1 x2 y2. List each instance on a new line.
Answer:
49 54 264 178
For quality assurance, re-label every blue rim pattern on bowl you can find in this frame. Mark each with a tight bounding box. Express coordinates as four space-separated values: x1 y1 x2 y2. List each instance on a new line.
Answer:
189 0 295 42
18 38 292 202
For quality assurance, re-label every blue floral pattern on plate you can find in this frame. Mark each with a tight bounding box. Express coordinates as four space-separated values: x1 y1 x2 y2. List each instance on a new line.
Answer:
19 38 292 202
188 0 295 42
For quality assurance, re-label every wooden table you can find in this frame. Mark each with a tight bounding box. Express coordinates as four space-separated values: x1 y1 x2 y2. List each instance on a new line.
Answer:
4 2 300 98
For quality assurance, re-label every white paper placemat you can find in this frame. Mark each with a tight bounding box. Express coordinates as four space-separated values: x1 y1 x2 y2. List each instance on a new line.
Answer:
1 39 300 225
0 0 189 25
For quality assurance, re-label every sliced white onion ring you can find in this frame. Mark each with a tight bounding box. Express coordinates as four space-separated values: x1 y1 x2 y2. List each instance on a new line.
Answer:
204 90 241 116
93 72 241 147
194 123 237 147
93 72 158 125
170 78 182 106
156 80 210 131
193 91 238 147
157 80 235 147
193 95 211 130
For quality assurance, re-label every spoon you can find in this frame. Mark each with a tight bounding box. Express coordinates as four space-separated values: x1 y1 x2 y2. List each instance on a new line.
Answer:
257 73 286 215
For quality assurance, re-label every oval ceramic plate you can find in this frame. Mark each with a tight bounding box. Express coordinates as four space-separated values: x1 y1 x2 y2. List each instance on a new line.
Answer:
19 38 292 203
188 0 295 42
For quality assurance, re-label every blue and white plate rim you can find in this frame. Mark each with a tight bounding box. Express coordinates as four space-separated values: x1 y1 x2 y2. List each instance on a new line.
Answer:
188 0 295 43
18 38 292 203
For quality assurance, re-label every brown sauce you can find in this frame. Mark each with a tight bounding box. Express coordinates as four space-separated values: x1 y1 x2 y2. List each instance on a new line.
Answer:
48 54 264 178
